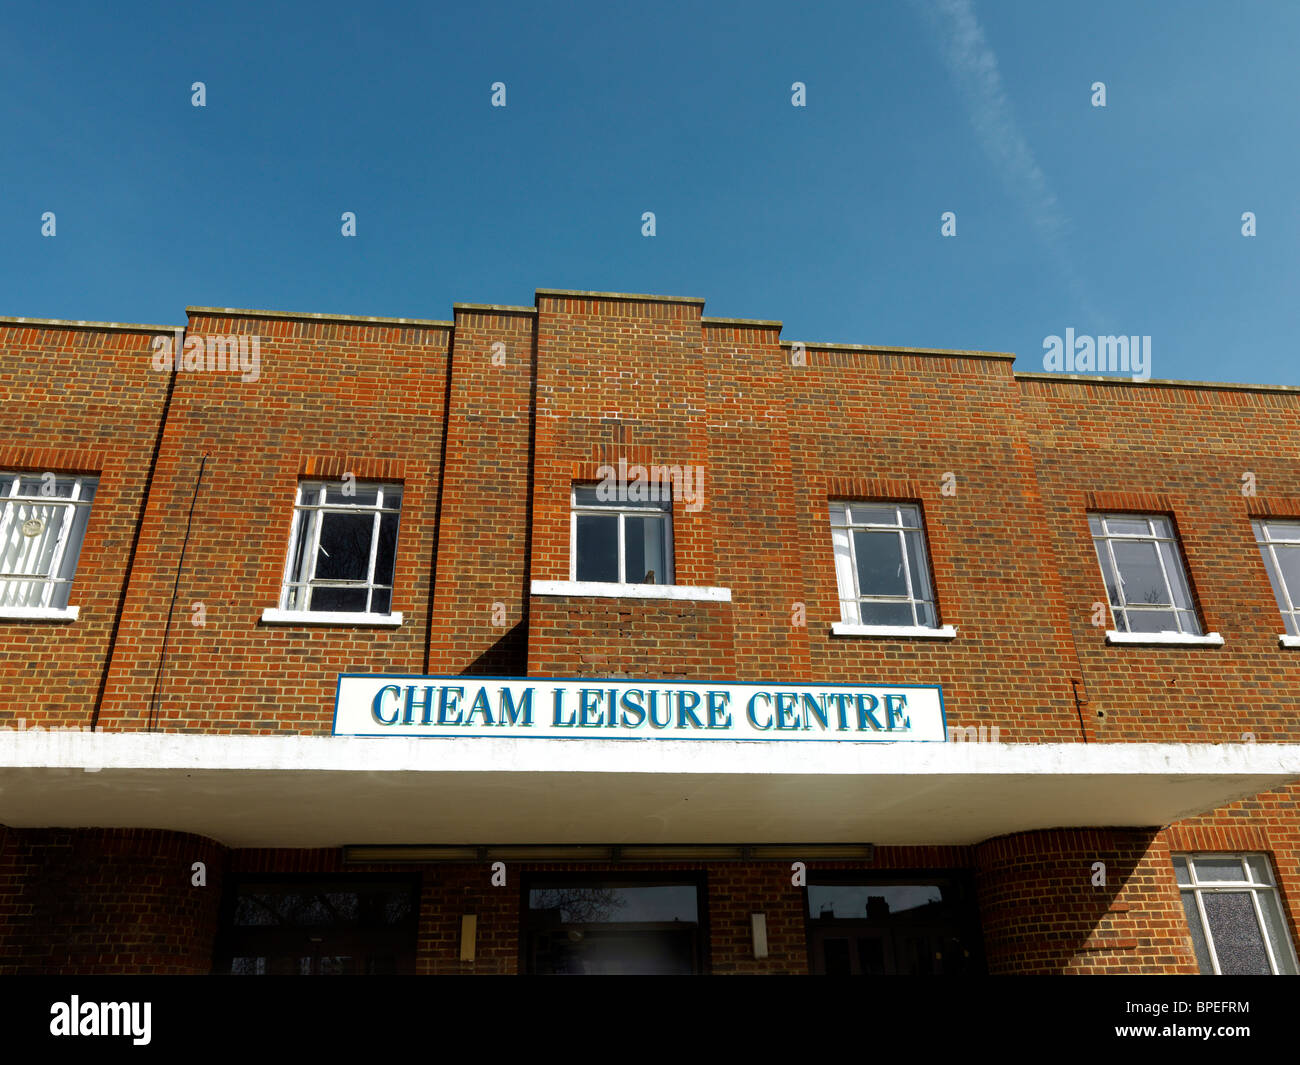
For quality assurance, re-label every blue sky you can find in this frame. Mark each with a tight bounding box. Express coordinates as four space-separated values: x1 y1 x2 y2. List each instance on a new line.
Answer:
2 0 1297 385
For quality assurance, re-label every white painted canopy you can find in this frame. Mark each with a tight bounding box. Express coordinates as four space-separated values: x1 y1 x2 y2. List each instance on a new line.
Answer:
1 732 1297 848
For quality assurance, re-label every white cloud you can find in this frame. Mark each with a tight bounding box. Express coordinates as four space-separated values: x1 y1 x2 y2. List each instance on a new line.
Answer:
915 0 1066 242
914 0 1103 323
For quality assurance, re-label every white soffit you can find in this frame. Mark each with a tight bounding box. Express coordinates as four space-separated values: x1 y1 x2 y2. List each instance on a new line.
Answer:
0 732 1297 849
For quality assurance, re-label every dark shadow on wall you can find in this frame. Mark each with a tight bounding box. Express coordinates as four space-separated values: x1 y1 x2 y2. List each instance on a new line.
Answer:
460 620 528 677
0 827 227 975
974 828 1197 974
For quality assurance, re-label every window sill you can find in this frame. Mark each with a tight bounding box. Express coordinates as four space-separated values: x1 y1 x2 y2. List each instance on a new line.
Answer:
260 609 403 626
1279 634 1300 648
0 605 79 622
530 580 732 603
831 622 957 639
1105 630 1223 647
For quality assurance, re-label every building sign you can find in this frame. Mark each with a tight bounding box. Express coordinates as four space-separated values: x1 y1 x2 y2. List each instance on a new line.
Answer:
333 675 946 742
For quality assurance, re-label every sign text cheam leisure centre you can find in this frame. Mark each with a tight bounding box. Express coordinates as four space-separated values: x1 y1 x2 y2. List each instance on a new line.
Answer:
333 677 946 742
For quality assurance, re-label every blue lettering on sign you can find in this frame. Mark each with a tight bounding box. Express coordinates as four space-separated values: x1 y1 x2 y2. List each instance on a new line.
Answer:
706 690 732 729
342 677 941 741
775 691 799 730
579 689 604 727
499 687 533 727
620 689 646 727
372 684 401 725
646 691 671 729
464 687 495 726
438 687 464 726
856 694 882 731
801 693 829 731
884 693 910 730
677 690 704 729
404 685 436 726
552 688 574 727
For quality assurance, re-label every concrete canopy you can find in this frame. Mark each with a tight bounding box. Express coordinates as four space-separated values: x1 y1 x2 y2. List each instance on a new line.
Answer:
1 732 1298 849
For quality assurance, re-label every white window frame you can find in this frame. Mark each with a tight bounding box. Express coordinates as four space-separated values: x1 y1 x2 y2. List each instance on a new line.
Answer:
1174 853 1299 975
263 480 403 624
828 501 952 637
569 486 674 586
1252 518 1300 642
0 472 98 619
1090 512 1205 637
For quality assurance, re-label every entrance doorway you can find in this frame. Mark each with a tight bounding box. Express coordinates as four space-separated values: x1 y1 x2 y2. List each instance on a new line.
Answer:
806 875 983 975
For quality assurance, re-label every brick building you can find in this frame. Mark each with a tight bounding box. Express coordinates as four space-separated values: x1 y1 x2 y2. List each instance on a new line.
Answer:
1 289 1298 975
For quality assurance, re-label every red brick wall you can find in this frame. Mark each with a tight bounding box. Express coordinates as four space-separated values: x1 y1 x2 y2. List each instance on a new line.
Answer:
426 306 536 677
975 828 1199 974
419 864 520 975
0 323 172 729
530 294 715 587
5 295 1300 976
7 302 1297 750
521 301 1087 740
788 350 1087 742
706 863 806 974
95 312 452 733
527 596 735 679
990 376 1300 974
30 299 1294 747
0 827 225 974
701 323 812 682
1019 377 1300 741
525 295 729 677
1164 782 1300 967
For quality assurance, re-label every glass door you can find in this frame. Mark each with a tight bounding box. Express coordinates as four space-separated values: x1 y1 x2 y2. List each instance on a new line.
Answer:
806 875 983 975
523 876 705 975
215 876 419 975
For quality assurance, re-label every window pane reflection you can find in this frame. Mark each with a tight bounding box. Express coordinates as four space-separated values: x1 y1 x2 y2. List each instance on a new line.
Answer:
528 884 696 924
808 883 946 920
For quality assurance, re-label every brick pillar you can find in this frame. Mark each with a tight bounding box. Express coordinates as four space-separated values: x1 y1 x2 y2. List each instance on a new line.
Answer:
418 864 519 975
707 863 807 974
0 827 227 974
974 828 1199 974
